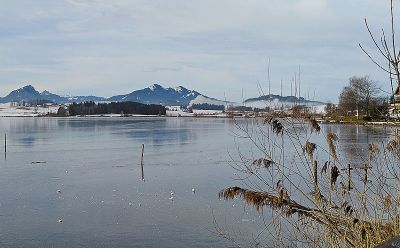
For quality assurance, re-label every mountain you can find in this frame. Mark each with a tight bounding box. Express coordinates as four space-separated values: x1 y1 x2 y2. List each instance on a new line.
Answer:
40 90 67 103
108 84 217 106
1 85 43 103
244 94 326 109
0 85 106 104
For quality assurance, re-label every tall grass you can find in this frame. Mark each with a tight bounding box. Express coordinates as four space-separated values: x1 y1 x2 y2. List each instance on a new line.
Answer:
219 116 400 247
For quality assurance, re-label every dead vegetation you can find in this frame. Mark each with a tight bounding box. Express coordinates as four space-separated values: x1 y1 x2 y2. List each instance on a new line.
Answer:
219 116 400 247
216 1 400 245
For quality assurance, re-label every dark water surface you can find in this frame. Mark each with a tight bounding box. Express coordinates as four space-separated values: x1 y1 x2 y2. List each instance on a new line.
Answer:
0 118 394 247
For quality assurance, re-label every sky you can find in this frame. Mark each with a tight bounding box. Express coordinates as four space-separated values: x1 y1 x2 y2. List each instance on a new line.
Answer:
0 0 396 102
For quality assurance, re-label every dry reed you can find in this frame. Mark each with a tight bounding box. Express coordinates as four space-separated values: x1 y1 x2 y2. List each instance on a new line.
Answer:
251 158 274 168
309 119 321 134
303 140 317 160
219 116 400 247
327 132 339 161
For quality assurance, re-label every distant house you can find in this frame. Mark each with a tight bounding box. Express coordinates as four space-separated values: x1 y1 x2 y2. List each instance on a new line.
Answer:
389 84 400 118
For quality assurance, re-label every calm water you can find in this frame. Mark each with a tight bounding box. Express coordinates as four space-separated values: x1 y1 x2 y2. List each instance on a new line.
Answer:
0 118 394 247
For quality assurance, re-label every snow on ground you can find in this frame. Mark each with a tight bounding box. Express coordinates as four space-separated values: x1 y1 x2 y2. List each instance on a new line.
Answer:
311 105 327 114
0 103 60 117
188 95 228 107
245 99 295 109
166 110 193 117
193 110 223 115
245 100 327 114
79 114 160 117
166 109 225 117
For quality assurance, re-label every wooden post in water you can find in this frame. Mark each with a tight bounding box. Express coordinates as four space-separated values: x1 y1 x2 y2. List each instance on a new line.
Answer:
140 144 145 180
362 164 372 185
4 133 6 160
340 164 353 193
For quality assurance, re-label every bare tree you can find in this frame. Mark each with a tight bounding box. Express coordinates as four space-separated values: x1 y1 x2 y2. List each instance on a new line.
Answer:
339 86 358 116
338 76 381 118
350 76 380 117
324 103 337 116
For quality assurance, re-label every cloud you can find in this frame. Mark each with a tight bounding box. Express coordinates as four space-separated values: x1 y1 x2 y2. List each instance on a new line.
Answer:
0 0 394 102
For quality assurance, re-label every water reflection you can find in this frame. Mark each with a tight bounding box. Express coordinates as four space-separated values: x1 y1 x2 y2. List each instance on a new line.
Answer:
325 125 393 164
0 117 237 248
0 118 395 247
0 118 57 147
0 118 204 148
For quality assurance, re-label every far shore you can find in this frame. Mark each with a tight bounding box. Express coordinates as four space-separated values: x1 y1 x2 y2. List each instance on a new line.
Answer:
2 114 400 127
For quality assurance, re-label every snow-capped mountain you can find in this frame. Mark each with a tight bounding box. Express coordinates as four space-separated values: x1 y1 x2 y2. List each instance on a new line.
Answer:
0 85 106 104
0 84 226 106
107 84 221 106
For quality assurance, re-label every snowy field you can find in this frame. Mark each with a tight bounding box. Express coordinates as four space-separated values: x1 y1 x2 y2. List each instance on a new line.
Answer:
0 103 60 117
166 106 225 117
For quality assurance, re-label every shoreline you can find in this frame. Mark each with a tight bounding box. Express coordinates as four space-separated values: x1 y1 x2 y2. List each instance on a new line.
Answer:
2 114 400 126
315 119 400 127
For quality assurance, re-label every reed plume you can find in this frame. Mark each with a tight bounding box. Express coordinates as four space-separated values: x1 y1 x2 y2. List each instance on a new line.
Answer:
303 140 317 160
327 132 338 161
251 158 274 168
221 114 400 247
368 142 379 160
271 119 283 135
309 119 321 134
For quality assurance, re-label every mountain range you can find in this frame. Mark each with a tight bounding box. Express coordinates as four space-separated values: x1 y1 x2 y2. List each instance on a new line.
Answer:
0 84 228 106
0 85 105 104
0 84 326 108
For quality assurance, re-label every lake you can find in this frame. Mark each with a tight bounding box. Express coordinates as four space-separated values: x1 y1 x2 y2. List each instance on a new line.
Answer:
0 117 395 247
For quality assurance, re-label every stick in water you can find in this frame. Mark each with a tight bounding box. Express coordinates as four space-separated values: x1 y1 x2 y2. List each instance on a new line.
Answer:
4 133 6 160
141 144 145 180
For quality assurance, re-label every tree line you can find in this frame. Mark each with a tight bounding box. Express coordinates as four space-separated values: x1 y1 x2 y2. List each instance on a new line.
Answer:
191 103 225 111
57 101 166 116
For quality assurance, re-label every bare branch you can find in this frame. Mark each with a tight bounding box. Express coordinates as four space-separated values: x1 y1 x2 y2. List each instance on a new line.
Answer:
359 44 392 73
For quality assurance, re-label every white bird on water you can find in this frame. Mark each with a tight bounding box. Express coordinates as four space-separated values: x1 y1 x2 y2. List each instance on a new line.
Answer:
192 188 196 193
